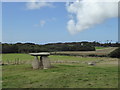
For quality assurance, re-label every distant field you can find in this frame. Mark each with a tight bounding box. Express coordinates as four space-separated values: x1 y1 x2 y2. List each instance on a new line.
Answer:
95 47 109 50
2 53 118 88
2 53 34 61
2 47 118 61
2 53 116 63
51 47 118 56
2 53 98 61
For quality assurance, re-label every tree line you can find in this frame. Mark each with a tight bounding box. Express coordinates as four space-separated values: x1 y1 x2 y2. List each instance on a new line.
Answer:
1 41 120 53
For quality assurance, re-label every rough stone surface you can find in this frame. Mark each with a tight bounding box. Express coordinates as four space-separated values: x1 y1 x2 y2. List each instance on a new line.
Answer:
32 60 40 69
88 62 96 66
42 56 51 69
32 56 40 69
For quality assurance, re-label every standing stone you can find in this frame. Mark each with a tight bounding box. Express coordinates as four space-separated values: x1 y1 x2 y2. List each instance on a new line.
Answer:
32 56 40 69
39 56 43 69
42 56 51 69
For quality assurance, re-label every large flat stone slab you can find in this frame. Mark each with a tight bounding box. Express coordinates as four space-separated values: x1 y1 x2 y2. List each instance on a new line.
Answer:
29 52 50 56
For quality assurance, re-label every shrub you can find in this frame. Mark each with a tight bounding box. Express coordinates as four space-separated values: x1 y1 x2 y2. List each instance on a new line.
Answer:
108 47 120 58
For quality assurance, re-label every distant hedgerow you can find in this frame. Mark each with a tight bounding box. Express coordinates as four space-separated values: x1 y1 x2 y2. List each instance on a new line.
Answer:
108 47 120 58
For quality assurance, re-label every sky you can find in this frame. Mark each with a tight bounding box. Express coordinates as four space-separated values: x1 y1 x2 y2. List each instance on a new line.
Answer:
2 1 118 44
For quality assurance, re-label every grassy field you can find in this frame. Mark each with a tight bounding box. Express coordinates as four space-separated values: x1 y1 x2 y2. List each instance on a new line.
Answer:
2 47 117 62
2 53 119 88
2 53 34 61
2 53 116 62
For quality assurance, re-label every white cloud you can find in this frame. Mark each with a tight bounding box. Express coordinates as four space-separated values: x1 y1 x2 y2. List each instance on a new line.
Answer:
66 0 119 35
67 19 76 35
26 0 54 10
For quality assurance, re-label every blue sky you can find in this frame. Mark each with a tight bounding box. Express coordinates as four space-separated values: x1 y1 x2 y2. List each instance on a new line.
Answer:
2 2 118 44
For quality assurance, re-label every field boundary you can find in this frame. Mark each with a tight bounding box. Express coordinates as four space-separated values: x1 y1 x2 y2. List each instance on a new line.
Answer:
51 47 118 57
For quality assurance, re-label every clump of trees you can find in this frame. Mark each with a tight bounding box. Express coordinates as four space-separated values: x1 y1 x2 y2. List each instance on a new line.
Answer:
108 47 120 58
2 43 41 53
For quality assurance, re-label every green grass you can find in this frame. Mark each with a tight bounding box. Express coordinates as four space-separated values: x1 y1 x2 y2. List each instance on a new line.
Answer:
2 63 118 88
2 53 118 88
95 47 109 50
2 53 34 61
2 53 107 62
49 55 103 61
